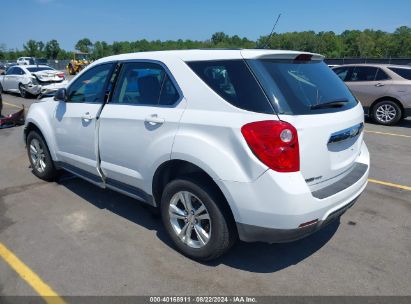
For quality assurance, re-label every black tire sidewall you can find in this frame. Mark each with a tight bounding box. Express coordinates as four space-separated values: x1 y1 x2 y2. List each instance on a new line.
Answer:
161 178 233 261
372 100 402 126
26 131 56 180
19 84 27 98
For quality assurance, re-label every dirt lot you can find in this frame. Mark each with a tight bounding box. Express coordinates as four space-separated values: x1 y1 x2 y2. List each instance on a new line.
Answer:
0 93 410 297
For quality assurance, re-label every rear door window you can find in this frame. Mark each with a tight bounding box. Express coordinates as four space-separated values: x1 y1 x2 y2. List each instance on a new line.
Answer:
187 60 273 114
375 68 390 81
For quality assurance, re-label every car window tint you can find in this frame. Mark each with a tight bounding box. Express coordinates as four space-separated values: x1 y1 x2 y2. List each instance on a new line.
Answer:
388 67 411 80
375 68 390 81
67 63 113 103
333 67 350 81
16 68 25 75
6 67 16 75
187 60 273 114
159 74 180 105
348 66 378 81
111 62 166 105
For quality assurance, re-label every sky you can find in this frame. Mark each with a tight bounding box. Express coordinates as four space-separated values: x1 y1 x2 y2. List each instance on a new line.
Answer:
1 0 410 51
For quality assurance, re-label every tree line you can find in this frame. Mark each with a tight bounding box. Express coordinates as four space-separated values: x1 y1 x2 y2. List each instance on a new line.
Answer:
1 26 410 61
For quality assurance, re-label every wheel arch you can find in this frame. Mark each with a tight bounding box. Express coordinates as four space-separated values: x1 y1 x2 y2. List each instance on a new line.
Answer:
24 118 58 160
369 96 405 118
152 159 237 226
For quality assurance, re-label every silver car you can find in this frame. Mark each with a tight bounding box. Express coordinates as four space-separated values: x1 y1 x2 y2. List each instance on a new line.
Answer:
333 64 411 125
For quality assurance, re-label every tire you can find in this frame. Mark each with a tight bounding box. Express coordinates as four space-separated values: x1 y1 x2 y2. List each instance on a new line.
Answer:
0 83 3 94
26 131 57 181
372 100 402 126
19 83 28 98
161 177 236 261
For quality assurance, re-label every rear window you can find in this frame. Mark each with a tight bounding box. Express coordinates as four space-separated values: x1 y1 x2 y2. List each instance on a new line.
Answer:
27 67 54 72
389 67 411 80
187 60 273 114
247 59 358 115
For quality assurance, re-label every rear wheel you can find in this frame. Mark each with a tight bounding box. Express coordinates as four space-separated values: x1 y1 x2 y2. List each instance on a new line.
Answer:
372 100 402 126
161 178 236 261
26 131 57 181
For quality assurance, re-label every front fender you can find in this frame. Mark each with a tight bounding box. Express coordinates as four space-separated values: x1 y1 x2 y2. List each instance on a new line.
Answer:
24 100 58 161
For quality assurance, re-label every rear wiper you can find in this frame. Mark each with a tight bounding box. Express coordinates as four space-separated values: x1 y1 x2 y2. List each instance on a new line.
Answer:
310 99 349 110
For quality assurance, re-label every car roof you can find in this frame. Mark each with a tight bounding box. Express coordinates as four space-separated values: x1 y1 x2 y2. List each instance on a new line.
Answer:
93 49 324 65
23 65 53 69
335 63 411 69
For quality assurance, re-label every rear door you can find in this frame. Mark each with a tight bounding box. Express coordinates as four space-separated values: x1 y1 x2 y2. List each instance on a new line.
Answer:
52 63 114 180
344 66 391 107
98 61 185 196
247 58 365 191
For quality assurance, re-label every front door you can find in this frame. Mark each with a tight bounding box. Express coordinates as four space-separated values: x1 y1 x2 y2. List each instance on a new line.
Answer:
53 63 114 181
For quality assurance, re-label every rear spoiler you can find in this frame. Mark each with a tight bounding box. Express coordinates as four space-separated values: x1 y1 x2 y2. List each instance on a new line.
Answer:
241 50 324 61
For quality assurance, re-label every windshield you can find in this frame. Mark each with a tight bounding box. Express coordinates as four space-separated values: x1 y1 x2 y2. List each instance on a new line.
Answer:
76 54 89 60
247 59 358 115
27 67 54 72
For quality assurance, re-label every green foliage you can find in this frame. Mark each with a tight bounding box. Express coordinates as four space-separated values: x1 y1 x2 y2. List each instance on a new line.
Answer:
45 40 61 59
2 27 411 61
75 38 93 53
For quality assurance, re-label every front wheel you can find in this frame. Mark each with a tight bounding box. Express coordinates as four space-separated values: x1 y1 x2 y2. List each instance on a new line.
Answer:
26 131 57 181
372 100 402 125
161 178 236 261
19 83 28 98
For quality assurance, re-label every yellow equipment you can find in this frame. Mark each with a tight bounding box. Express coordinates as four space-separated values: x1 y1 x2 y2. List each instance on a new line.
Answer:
66 52 91 75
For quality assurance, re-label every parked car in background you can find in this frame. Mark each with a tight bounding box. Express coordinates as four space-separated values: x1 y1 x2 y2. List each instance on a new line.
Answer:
24 50 369 260
0 65 67 98
0 63 6 75
332 64 411 125
17 57 35 65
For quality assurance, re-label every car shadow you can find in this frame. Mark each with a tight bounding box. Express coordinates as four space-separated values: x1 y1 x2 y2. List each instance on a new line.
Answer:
365 116 411 129
57 173 339 273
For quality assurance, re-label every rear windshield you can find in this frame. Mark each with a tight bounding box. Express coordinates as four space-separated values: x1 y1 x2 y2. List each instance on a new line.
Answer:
247 59 358 115
389 67 411 80
187 60 274 114
27 67 54 72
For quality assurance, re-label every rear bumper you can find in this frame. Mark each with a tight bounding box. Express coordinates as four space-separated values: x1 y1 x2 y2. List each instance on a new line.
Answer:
216 141 370 243
236 196 358 243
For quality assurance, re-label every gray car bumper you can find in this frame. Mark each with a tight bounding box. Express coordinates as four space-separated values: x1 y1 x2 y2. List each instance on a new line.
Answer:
236 196 359 243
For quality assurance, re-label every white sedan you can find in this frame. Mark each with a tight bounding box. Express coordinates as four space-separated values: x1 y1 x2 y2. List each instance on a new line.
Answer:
0 65 68 98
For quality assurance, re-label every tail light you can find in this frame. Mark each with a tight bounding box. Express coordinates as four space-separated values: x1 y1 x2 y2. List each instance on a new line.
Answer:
241 120 300 172
57 73 65 78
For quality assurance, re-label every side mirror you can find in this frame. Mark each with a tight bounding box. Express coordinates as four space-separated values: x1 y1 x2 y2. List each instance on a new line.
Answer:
54 88 67 102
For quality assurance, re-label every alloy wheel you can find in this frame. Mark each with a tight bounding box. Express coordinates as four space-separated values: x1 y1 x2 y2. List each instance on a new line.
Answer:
168 191 211 248
29 138 46 173
375 104 397 123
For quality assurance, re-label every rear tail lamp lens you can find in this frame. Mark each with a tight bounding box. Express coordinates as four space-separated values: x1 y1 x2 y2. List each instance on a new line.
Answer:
241 120 300 172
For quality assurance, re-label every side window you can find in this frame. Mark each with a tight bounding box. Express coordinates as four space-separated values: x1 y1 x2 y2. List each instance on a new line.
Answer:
375 68 390 81
67 63 113 103
333 67 350 81
6 67 16 75
348 66 378 82
16 67 25 75
159 74 180 105
111 62 179 106
187 60 273 114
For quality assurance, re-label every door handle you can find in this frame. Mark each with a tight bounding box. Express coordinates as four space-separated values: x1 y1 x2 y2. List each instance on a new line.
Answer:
81 112 94 120
375 83 384 87
145 114 165 125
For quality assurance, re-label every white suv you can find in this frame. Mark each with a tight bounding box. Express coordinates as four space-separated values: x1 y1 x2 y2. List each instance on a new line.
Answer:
24 50 370 261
